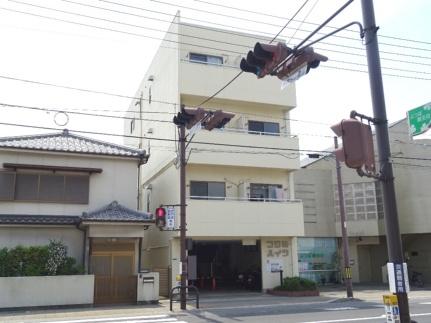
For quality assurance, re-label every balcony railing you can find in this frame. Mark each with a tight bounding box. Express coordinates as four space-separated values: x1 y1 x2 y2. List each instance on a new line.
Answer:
189 196 302 203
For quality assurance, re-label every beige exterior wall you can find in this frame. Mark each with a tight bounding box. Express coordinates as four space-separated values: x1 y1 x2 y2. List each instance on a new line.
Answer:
0 275 94 308
0 150 140 215
127 16 304 290
0 226 83 263
178 24 296 108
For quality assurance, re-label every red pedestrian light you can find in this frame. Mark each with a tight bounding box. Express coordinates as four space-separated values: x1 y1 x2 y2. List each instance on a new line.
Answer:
155 206 166 228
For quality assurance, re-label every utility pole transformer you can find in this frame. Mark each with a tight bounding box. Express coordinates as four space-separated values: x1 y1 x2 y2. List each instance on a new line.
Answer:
361 0 411 321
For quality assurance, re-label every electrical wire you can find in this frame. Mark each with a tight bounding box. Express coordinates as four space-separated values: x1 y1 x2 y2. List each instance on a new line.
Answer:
25 0 431 62
0 103 173 124
196 0 318 107
0 121 335 154
4 4 431 70
182 0 431 47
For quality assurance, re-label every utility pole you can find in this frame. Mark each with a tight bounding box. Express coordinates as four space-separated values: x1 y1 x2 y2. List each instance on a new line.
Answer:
361 1 411 321
334 136 353 298
179 123 187 310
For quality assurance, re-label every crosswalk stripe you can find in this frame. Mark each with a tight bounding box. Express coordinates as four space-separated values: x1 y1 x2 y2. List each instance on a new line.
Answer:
324 307 357 311
39 315 184 323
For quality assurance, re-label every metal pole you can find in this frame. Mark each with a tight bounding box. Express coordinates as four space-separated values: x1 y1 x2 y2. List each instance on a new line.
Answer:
334 137 354 298
179 124 187 310
361 1 411 321
279 270 283 287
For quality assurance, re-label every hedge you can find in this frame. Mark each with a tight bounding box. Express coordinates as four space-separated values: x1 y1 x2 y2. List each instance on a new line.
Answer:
274 277 318 291
0 240 83 277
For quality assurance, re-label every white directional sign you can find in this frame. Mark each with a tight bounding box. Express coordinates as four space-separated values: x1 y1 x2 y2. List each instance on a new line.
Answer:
166 206 175 230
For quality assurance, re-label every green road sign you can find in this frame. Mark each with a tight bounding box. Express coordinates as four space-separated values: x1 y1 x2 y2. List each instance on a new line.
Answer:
407 102 431 137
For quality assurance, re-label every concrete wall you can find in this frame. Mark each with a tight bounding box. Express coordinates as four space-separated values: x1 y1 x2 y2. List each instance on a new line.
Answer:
0 275 94 308
295 168 336 237
261 237 298 290
0 226 83 264
178 23 296 108
0 150 139 215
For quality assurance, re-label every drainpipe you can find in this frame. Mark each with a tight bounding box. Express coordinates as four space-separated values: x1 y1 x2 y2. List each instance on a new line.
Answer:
76 222 88 274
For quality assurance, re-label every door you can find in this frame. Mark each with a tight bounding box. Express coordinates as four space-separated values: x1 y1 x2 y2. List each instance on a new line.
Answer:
92 252 137 304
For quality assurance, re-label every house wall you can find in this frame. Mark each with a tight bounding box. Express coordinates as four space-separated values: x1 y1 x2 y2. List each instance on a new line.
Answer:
0 150 139 215
0 226 83 263
0 275 94 308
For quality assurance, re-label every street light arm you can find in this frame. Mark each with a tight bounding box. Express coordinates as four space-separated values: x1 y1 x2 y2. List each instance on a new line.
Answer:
299 21 364 52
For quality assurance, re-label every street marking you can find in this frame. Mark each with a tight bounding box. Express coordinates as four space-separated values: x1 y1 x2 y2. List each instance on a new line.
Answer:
40 315 185 323
324 307 357 311
299 315 386 322
298 312 431 323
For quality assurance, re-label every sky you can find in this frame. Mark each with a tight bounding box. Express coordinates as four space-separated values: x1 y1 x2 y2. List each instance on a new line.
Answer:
0 0 430 155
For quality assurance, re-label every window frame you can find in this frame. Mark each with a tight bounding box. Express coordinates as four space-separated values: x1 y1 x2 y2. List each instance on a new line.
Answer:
0 171 90 204
248 120 280 136
249 183 283 201
190 181 226 200
189 53 223 66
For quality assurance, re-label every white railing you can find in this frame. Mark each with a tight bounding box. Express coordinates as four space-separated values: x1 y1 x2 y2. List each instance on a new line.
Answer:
188 196 302 203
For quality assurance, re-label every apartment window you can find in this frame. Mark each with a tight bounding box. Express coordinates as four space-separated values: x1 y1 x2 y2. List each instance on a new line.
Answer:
189 53 223 65
250 183 282 201
190 181 225 200
0 172 89 204
248 121 280 135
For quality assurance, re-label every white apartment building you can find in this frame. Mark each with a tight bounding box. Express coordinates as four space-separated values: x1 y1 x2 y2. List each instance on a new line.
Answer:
124 13 304 293
296 119 431 284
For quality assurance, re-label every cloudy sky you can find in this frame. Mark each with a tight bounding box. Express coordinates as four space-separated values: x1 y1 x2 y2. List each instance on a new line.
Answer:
0 0 430 155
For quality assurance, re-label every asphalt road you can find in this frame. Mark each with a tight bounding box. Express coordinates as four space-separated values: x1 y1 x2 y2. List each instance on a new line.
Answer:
2 289 431 323
179 292 431 323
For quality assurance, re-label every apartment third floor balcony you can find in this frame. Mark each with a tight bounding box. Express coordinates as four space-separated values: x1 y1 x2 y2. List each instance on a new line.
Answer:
187 122 300 170
178 52 296 108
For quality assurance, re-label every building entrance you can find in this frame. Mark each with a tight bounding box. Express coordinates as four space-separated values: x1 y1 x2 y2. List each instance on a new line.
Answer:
189 240 262 291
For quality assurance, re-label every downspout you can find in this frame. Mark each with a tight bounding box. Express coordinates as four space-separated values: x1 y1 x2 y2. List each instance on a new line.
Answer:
76 221 87 273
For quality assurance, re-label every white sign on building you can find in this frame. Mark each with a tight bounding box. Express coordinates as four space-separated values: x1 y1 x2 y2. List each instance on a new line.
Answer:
166 206 175 230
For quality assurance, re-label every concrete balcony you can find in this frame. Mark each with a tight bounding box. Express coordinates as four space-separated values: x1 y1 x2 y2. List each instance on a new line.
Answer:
184 198 304 238
188 128 300 170
179 60 296 108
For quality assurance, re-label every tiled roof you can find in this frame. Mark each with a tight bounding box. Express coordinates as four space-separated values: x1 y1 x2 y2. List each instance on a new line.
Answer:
82 201 154 223
0 214 80 225
0 129 147 160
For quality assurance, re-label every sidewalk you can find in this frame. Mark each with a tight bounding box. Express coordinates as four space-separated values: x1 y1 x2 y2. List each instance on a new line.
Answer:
320 283 431 302
1 285 430 322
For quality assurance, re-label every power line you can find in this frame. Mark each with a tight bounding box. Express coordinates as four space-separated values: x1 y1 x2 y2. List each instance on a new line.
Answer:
0 74 177 105
322 65 431 81
98 0 431 59
0 121 334 154
4 4 431 71
187 0 431 47
1 120 429 163
55 0 431 61
9 0 251 50
0 103 173 124
195 0 311 106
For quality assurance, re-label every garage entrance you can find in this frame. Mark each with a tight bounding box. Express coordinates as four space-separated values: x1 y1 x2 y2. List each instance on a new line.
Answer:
189 240 262 291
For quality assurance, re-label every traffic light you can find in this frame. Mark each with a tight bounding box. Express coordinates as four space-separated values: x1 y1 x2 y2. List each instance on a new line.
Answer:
240 42 292 78
155 206 166 228
173 106 206 129
276 47 328 82
331 118 375 172
204 110 235 131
